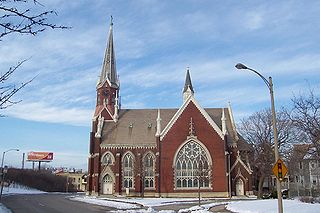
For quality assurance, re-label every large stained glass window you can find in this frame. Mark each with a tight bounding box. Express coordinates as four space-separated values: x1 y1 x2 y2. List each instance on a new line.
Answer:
175 141 210 188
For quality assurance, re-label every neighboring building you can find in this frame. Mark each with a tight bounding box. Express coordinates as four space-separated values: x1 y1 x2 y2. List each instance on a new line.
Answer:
55 170 87 192
87 20 253 197
288 144 320 197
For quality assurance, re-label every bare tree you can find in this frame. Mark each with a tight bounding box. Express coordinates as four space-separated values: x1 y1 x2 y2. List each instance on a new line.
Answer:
0 0 68 40
239 108 295 198
289 89 320 158
0 0 68 115
194 162 211 206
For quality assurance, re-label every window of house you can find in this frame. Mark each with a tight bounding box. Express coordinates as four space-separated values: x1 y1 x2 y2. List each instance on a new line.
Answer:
299 161 303 170
310 161 316 169
144 153 155 188
300 175 304 186
175 141 210 189
311 175 317 185
123 153 134 188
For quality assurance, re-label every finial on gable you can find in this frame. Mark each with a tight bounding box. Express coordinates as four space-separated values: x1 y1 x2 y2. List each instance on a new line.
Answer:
189 117 196 136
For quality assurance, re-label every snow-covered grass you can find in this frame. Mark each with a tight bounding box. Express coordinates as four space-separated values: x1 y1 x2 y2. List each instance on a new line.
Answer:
69 196 140 209
1 183 46 195
71 195 320 213
226 199 320 213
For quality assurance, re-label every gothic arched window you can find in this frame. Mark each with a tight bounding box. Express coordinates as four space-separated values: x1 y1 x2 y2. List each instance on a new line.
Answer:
102 152 113 165
143 153 155 188
175 141 210 188
123 153 134 188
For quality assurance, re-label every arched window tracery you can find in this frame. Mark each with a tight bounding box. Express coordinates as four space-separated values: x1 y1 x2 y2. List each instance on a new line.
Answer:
102 152 114 165
175 141 211 188
143 153 155 188
122 153 134 188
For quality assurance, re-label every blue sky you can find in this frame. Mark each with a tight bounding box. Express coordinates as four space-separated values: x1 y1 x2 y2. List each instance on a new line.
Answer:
1 0 319 171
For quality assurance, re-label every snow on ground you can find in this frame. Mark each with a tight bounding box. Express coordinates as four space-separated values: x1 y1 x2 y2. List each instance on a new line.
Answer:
0 204 11 213
1 183 46 195
71 195 224 212
109 197 204 207
226 199 320 213
71 195 320 213
69 196 140 209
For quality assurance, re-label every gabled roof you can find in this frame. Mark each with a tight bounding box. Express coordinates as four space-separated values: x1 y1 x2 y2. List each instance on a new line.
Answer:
160 95 224 141
101 109 177 148
230 152 253 174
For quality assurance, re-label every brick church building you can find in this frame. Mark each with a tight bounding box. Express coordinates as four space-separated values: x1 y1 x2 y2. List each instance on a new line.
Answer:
87 20 253 197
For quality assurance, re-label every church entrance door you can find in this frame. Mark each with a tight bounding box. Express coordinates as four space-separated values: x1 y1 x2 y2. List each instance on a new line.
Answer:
236 178 244 196
102 174 113 194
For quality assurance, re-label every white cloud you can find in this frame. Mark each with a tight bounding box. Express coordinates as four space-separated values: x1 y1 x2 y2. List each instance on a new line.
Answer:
4 102 93 126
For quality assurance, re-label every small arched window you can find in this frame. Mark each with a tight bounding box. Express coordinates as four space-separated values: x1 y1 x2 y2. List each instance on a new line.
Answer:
144 153 155 188
102 152 113 165
123 153 134 188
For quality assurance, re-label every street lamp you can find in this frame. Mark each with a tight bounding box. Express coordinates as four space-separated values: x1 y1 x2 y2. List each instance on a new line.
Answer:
235 63 283 213
0 148 19 202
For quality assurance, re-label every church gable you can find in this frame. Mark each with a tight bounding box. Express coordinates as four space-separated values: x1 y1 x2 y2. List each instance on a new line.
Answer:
160 95 224 141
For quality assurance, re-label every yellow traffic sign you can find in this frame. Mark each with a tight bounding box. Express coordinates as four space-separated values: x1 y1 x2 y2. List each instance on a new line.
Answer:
272 159 288 181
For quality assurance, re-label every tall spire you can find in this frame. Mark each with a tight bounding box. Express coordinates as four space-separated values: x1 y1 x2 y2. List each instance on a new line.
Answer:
97 16 119 89
183 68 194 102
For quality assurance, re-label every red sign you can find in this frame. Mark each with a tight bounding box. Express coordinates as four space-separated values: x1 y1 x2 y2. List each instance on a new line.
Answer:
27 152 53 162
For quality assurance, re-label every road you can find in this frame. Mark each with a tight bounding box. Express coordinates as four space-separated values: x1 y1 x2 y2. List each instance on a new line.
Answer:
1 193 117 213
1 193 234 212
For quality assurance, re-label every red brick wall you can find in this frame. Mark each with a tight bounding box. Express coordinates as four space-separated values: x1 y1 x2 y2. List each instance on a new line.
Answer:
160 101 227 193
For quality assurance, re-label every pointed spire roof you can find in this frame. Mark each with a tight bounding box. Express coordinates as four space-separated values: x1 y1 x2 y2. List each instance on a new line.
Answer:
183 68 194 93
98 16 118 88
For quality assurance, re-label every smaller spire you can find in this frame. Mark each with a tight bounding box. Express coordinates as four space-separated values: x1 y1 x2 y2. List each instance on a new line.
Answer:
155 109 162 136
221 108 228 136
114 92 119 121
183 68 194 102
183 68 194 93
228 102 239 141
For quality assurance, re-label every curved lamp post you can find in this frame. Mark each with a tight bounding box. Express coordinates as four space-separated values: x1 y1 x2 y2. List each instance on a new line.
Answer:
235 63 283 213
0 148 19 202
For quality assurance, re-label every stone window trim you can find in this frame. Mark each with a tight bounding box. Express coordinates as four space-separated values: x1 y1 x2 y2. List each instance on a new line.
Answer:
172 137 212 190
143 152 156 189
101 151 115 165
122 151 135 189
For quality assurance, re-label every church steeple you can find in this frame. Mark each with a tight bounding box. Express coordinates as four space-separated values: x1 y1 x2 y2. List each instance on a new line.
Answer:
97 16 119 89
94 16 120 121
183 68 194 102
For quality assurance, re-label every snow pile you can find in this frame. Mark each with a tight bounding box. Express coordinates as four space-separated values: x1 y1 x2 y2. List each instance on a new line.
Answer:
178 205 211 213
113 197 199 207
109 207 175 213
227 199 320 213
69 196 140 209
1 183 46 195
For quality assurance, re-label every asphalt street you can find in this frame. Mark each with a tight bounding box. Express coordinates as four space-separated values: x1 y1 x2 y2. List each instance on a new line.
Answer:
1 193 233 212
1 193 116 213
